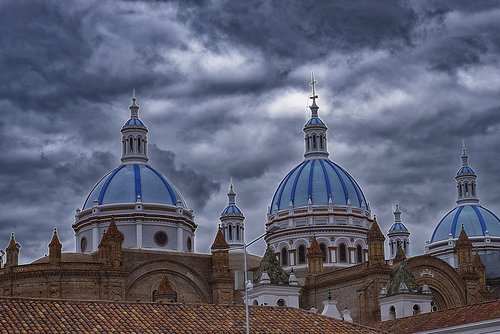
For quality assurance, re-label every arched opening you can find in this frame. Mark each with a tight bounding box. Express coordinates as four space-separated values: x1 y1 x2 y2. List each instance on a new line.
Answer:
137 136 141 153
356 245 363 263
228 225 233 241
319 243 327 262
312 135 317 149
306 137 310 150
319 135 323 149
431 300 438 312
339 243 347 263
252 300 258 306
187 237 192 252
389 306 396 320
465 183 469 195
236 225 240 240
281 247 288 266
298 245 306 264
129 137 134 153
413 304 421 315
277 299 286 307
472 183 476 196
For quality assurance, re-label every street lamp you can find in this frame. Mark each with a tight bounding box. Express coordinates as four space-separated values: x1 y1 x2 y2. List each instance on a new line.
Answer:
241 225 279 334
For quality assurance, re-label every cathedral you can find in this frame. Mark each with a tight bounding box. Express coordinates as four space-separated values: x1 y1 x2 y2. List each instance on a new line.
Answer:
0 77 499 325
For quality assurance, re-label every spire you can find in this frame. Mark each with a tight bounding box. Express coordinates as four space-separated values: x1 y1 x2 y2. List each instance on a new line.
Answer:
121 94 149 164
129 92 139 118
461 139 468 166
303 73 329 159
455 142 479 205
49 228 62 247
393 203 402 223
227 178 236 205
309 71 319 117
6 233 18 252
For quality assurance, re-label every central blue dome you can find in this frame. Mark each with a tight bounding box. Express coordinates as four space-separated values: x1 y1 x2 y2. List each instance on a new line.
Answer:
270 158 368 213
83 164 187 210
431 204 500 243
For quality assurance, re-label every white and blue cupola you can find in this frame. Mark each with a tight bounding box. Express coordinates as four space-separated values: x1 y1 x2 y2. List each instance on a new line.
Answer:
269 73 368 214
388 204 410 259
430 144 500 244
74 95 195 255
427 143 500 273
219 180 245 250
266 74 372 270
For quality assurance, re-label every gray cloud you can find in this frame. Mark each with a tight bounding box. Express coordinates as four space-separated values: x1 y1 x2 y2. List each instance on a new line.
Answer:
1 0 500 262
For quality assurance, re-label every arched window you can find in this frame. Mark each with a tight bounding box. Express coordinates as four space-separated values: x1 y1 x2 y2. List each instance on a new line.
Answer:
277 299 286 306
122 140 126 155
339 243 347 263
319 243 327 262
312 135 317 149
252 300 259 306
319 135 323 149
129 137 134 153
357 245 363 263
465 183 469 195
306 137 310 150
458 184 462 197
187 237 192 252
236 225 240 240
137 136 141 153
281 248 288 266
298 245 306 264
472 183 476 196
228 225 233 241
389 306 396 320
413 304 421 315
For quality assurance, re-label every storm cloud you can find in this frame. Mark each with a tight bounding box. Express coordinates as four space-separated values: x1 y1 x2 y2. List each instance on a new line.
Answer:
1 0 500 261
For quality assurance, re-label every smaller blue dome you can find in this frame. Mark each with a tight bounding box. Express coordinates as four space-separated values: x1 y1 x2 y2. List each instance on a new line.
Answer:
389 222 409 233
456 166 475 176
305 117 325 126
83 164 186 210
431 205 500 243
124 118 145 127
221 204 242 215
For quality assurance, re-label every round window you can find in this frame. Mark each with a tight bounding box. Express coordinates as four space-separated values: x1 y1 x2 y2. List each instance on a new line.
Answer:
81 237 87 253
154 231 168 247
277 299 286 307
187 237 192 252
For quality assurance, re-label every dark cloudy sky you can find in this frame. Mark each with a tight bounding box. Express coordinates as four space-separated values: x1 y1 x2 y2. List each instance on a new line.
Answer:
1 0 500 263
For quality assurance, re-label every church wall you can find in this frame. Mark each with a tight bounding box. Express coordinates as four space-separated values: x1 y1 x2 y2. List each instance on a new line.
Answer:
119 224 137 249
142 225 178 250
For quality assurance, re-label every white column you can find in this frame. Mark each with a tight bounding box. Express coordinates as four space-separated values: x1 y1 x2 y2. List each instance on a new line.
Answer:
177 227 183 251
92 226 99 252
136 223 143 248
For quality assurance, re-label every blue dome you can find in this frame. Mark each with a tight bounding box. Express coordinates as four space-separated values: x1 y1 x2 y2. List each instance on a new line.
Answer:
431 205 500 243
221 204 242 215
270 158 368 213
305 117 325 126
388 222 409 233
457 166 475 176
124 118 145 127
83 164 187 210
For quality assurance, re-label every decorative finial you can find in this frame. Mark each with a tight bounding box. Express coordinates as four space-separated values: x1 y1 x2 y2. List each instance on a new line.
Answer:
129 92 139 118
461 139 469 166
310 71 318 104
229 177 234 192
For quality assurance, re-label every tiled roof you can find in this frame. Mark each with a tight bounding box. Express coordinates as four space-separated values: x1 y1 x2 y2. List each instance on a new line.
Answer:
0 297 388 334
211 228 229 250
373 300 500 334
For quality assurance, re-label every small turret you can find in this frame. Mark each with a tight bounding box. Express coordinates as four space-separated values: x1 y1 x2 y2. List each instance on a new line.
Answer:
98 218 124 268
48 228 62 264
388 204 411 259
156 275 178 303
455 141 479 205
121 94 149 164
307 237 324 274
219 180 245 250
4 233 20 268
367 217 386 266
210 227 233 304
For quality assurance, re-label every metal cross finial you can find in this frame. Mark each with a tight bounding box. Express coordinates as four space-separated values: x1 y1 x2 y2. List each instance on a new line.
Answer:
310 71 318 103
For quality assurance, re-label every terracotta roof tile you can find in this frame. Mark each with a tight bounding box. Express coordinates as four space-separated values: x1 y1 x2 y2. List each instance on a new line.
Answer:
211 227 229 250
0 297 389 334
373 300 500 334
